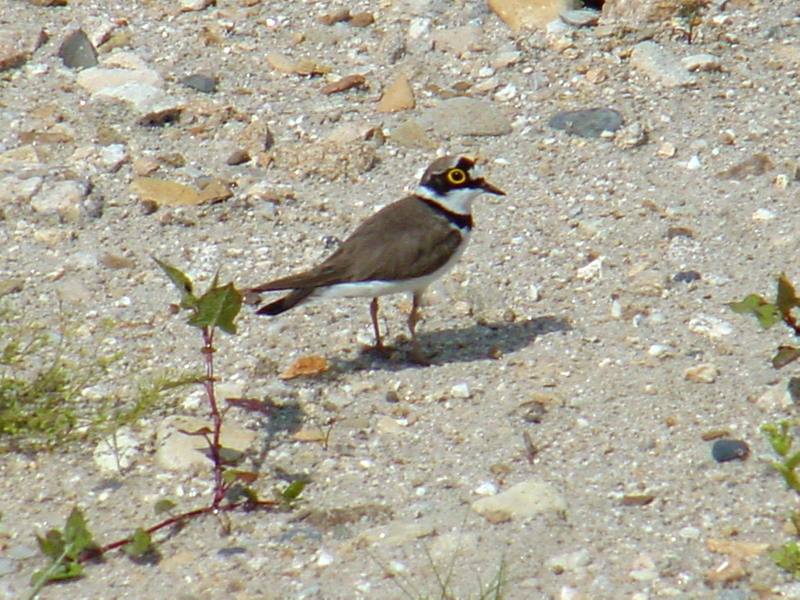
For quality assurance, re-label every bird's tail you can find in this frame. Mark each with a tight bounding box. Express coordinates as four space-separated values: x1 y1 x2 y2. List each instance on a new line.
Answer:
255 288 314 316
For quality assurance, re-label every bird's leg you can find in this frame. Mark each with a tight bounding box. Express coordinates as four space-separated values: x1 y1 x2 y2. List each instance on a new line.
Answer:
370 297 384 351
407 291 430 365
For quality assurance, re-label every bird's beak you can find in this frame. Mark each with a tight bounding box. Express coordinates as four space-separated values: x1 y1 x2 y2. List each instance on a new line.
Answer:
477 177 506 196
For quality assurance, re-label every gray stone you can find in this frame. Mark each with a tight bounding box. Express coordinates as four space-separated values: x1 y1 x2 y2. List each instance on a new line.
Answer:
631 41 695 88
59 29 98 70
471 479 567 521
182 72 217 93
560 9 599 27
418 97 511 137
548 108 623 138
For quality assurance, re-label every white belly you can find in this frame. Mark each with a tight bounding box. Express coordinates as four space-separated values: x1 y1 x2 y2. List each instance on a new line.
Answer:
315 232 470 299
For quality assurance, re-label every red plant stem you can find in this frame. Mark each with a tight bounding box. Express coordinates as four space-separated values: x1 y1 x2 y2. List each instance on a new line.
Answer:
81 499 277 560
201 327 226 506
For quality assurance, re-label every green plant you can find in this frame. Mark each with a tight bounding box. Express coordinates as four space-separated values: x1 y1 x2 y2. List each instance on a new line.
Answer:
28 260 289 596
772 542 800 580
762 420 800 492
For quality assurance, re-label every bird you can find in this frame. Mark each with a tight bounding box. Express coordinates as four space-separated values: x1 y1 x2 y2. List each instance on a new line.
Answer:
248 154 505 359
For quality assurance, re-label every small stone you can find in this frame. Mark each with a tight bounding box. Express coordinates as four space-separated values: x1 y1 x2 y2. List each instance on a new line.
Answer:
548 108 623 138
316 550 334 567
614 122 647 149
31 180 90 222
226 149 250 166
576 256 604 281
449 383 471 399
752 208 775 221
59 29 98 69
546 549 592 573
390 120 434 149
471 479 567 521
688 315 733 339
137 96 183 126
648 344 671 358
350 12 375 27
180 0 215 11
375 415 404 435
321 74 366 95
686 155 702 170
560 9 599 27
431 26 481 57
683 53 722 72
155 415 257 471
182 72 217 93
673 270 701 284
712 439 750 463
99 143 128 172
474 481 498 496
657 142 677 157
92 427 141 472
631 41 695 88
377 73 415 112
775 174 790 189
489 0 572 32
419 97 511 137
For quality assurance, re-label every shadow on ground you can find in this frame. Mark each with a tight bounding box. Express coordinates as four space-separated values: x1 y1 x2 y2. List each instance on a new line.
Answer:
338 314 572 372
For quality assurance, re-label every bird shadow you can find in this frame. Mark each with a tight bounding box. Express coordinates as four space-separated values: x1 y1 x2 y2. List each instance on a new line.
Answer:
334 314 572 372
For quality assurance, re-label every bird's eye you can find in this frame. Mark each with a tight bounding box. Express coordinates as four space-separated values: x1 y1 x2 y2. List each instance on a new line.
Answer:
446 168 467 185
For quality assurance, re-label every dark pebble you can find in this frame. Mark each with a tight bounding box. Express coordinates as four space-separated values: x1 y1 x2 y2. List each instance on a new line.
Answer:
182 73 218 93
673 270 701 284
217 546 247 558
59 29 98 69
712 439 750 463
226 149 250 166
548 108 623 138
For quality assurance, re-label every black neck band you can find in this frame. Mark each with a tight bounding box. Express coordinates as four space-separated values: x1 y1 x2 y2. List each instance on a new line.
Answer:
418 197 473 230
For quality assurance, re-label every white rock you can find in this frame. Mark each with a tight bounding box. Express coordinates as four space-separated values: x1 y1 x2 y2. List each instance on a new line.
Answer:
155 415 257 471
408 17 431 40
686 155 702 170
576 256 604 281
99 144 128 171
688 315 733 339
648 344 672 357
494 83 517 101
449 382 471 399
474 481 498 496
93 427 141 472
471 479 567 521
631 41 695 88
93 82 163 109
316 549 334 567
752 208 775 221
684 363 718 383
77 66 162 94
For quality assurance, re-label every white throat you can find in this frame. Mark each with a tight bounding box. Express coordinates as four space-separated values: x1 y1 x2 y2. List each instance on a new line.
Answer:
415 185 483 215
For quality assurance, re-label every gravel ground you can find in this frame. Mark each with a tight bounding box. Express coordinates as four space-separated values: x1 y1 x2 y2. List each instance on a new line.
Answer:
2 0 800 598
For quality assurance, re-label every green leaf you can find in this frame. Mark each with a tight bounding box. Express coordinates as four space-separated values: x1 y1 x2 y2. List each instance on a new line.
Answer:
30 561 84 586
217 447 244 465
122 528 153 558
188 283 242 334
777 273 800 316
153 257 197 309
154 498 177 515
281 480 306 501
773 542 800 578
225 484 259 504
36 530 65 561
222 470 258 485
727 294 780 329
63 507 93 559
763 421 793 456
773 346 800 370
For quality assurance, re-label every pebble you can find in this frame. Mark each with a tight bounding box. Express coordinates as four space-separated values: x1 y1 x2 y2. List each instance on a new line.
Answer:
684 363 719 384
0 32 31 72
471 478 567 522
614 122 647 149
658 142 677 158
377 73 415 112
631 41 695 88
492 0 573 32
431 25 481 56
756 379 795 411
545 548 592 573
182 72 217 93
180 0 214 11
548 108 623 138
559 9 599 27
686 155 702 170
30 179 89 222
449 382 471 399
99 143 128 172
712 439 750 463
688 314 733 339
474 481 498 496
155 415 257 471
752 208 775 221
418 97 511 137
683 53 722 72
92 427 141 472
648 344 672 358
673 270 701 284
58 29 98 69
77 66 162 94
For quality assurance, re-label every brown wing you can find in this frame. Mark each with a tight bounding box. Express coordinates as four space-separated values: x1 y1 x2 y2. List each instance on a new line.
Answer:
250 197 463 292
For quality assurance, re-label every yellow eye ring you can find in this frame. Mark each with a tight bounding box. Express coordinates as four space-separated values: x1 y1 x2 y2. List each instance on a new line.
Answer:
447 168 467 185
